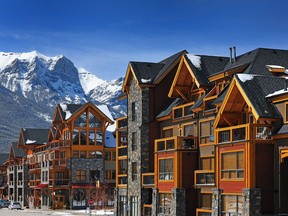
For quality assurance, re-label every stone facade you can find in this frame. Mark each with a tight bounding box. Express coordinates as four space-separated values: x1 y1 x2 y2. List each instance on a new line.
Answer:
127 78 151 215
68 158 104 182
242 188 261 216
171 188 186 216
212 188 223 216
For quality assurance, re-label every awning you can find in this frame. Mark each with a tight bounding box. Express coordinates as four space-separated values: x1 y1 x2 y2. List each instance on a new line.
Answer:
35 183 48 189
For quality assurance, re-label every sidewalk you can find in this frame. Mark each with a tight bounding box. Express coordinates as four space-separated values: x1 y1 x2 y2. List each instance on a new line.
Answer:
23 208 114 215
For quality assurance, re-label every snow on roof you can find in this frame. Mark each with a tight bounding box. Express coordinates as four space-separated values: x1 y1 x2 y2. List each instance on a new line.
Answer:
97 105 115 131
186 54 201 69
26 139 36 144
237 74 254 83
266 65 285 69
59 103 72 120
141 78 151 83
266 89 288 98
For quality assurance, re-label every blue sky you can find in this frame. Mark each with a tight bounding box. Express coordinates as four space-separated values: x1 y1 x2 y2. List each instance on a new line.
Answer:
0 0 287 80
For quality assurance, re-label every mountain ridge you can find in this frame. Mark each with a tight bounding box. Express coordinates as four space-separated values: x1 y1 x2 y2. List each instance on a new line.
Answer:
0 51 126 152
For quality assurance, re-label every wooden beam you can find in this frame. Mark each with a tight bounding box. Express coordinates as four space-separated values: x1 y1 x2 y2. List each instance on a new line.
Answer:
175 88 189 103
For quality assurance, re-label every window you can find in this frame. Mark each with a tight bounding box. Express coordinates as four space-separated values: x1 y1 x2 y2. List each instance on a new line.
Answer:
88 112 101 127
73 151 79 158
96 132 103 146
200 120 214 144
162 127 173 138
159 193 172 214
112 152 116 161
159 158 174 180
132 102 138 121
132 162 137 181
89 170 100 181
201 157 214 170
221 151 244 179
105 170 116 180
74 112 87 127
80 151 86 158
184 123 195 136
105 152 111 160
132 132 137 151
222 195 243 215
76 170 86 182
131 196 139 216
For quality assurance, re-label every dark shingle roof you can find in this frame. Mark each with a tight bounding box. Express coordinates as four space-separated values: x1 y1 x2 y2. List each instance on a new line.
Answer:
156 98 183 119
276 124 288 135
12 142 25 158
129 50 187 85
184 54 229 86
190 93 206 111
129 62 165 84
21 128 49 145
225 48 288 76
212 48 288 105
58 104 84 120
235 74 286 119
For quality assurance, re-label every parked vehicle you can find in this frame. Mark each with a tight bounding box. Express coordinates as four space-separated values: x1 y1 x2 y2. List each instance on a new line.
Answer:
8 201 22 210
3 200 10 208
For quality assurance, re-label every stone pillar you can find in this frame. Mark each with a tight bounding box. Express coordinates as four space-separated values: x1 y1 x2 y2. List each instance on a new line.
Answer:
152 188 159 216
171 188 186 216
114 188 118 216
242 188 261 216
212 188 223 216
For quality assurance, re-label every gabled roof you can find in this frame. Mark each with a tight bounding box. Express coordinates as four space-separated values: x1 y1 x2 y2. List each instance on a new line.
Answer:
122 50 187 92
12 142 25 158
215 74 286 128
20 128 49 145
185 54 229 86
211 48 288 105
224 48 288 76
56 102 114 124
234 74 285 119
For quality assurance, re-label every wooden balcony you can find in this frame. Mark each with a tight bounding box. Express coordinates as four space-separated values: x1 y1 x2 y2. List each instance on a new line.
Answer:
143 204 152 216
155 136 197 152
118 146 127 158
117 175 127 187
142 173 154 188
194 170 215 187
217 123 272 144
116 116 128 129
196 208 212 216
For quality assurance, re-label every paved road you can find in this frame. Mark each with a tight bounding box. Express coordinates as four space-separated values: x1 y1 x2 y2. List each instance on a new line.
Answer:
0 207 114 216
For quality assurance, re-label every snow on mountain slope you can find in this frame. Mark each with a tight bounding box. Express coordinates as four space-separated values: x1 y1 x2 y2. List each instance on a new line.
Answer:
0 51 126 152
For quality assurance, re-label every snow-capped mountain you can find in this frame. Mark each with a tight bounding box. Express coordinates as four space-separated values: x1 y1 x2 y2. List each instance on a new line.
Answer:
0 51 126 152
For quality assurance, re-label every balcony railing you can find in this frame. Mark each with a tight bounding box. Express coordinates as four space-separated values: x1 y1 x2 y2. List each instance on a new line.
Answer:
142 173 154 187
194 170 215 186
196 208 212 216
155 136 197 152
217 123 272 144
143 204 152 216
50 179 69 186
118 175 127 186
218 124 248 144
117 116 128 129
118 147 127 157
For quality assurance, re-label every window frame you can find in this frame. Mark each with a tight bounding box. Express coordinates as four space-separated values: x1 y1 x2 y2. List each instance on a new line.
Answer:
221 150 244 180
159 158 174 181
